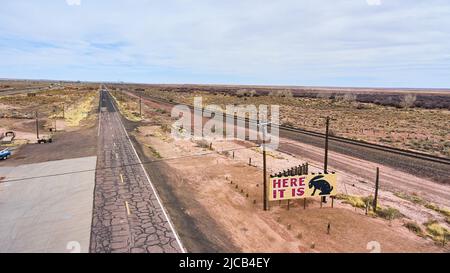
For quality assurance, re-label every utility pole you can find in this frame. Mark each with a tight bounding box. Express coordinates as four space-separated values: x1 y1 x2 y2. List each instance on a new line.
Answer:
373 167 380 212
259 121 270 211
323 116 330 204
35 111 39 140
324 116 330 173
139 92 142 117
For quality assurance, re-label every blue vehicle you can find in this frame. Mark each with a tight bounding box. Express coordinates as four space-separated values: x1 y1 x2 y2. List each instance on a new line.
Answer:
0 148 11 160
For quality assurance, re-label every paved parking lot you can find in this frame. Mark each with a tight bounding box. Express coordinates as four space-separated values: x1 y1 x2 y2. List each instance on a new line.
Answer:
0 156 96 253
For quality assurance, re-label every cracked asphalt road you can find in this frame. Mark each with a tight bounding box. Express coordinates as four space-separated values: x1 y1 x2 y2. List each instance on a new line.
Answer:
89 89 184 253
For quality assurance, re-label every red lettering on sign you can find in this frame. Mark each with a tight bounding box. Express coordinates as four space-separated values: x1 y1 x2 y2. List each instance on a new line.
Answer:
272 179 281 189
282 178 289 188
290 178 298 187
298 177 305 186
279 189 286 198
291 188 305 197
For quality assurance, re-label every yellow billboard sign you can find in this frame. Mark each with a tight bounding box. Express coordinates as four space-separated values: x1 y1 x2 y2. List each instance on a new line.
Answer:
269 174 337 201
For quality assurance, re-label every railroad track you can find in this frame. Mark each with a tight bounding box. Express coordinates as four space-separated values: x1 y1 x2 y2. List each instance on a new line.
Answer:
124 90 450 166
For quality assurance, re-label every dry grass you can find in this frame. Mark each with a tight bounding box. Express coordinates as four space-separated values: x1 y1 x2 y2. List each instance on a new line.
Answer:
64 93 97 127
336 193 402 220
424 203 450 218
404 221 425 237
0 88 97 121
335 194 367 209
110 91 143 122
423 220 450 243
394 192 426 205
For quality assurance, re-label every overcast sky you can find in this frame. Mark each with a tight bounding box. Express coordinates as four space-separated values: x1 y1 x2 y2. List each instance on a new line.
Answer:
1 0 449 88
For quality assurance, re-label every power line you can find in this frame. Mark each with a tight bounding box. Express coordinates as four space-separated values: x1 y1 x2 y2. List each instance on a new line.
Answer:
0 145 258 183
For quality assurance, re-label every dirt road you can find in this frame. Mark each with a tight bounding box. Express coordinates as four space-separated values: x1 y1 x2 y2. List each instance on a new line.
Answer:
89 90 184 253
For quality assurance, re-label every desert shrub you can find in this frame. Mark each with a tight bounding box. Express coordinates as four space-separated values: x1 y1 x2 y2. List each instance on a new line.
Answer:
335 194 366 209
195 139 211 149
146 145 162 158
236 89 256 98
335 93 357 103
269 89 293 98
400 94 417 108
394 192 425 205
343 93 357 102
425 203 450 217
316 93 331 99
375 207 403 220
404 221 425 237
356 103 370 110
424 220 450 242
160 124 171 133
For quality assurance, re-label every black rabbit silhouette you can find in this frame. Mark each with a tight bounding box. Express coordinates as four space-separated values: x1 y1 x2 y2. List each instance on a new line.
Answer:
308 175 333 196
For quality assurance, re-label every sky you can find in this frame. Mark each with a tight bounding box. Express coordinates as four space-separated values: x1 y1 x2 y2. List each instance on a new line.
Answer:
0 0 449 88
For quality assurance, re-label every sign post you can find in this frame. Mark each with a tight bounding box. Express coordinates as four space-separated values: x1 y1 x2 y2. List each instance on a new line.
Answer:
259 121 270 211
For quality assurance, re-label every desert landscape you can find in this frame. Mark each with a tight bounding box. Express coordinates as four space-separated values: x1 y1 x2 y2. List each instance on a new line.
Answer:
1 79 449 254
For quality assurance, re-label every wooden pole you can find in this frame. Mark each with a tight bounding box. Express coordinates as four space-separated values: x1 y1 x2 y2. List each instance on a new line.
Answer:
324 116 330 173
323 116 330 204
373 167 380 212
263 140 268 211
139 92 142 117
35 111 39 140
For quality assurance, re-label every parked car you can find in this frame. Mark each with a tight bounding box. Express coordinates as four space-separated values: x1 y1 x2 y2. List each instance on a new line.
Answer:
37 135 53 144
0 148 11 160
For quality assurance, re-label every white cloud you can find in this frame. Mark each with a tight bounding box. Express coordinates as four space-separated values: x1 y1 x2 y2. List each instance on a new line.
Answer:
0 0 449 87
366 0 382 6
66 0 81 6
